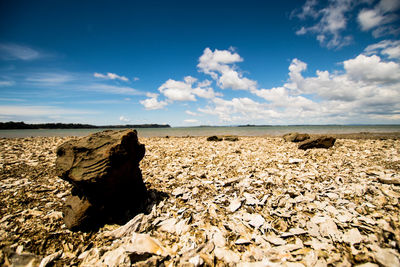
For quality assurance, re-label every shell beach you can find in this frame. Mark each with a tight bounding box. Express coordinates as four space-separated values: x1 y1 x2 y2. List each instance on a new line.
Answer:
1 133 400 266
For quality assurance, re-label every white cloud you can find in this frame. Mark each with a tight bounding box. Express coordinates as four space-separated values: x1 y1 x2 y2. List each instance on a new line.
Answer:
294 0 400 48
158 76 219 102
26 73 74 84
0 80 14 87
77 100 125 104
185 110 198 116
358 0 400 36
198 48 243 76
197 79 212 87
293 0 355 49
217 69 257 90
0 105 98 116
277 55 400 101
150 46 400 124
197 48 257 90
119 116 130 122
0 97 25 102
193 86 220 99
133 77 140 81
295 0 319 20
364 40 400 59
140 96 168 110
0 43 41 60
146 92 159 98
159 78 197 101
184 76 197 84
83 84 143 95
296 27 308 35
253 86 316 109
199 97 279 122
183 119 199 124
198 49 400 124
343 54 400 82
358 9 386 31
94 72 129 82
379 0 400 12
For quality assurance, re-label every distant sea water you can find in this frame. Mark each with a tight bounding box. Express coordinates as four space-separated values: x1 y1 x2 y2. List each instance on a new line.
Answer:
1 125 400 138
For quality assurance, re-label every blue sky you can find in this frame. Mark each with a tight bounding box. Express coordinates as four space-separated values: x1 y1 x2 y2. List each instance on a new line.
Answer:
0 0 399 126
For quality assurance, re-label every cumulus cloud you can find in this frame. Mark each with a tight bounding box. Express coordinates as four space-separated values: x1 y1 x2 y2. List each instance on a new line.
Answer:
344 54 400 82
197 48 243 77
198 49 400 124
147 46 400 124
199 97 280 123
159 78 197 101
279 54 400 100
94 72 129 82
144 47 258 112
253 87 316 109
0 43 41 60
198 48 257 90
140 95 168 110
157 76 220 102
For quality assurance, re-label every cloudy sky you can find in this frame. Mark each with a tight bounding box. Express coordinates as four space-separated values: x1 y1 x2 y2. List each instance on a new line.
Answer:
0 0 399 126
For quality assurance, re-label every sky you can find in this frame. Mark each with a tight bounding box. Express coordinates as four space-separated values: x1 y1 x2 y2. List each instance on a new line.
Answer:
0 0 399 126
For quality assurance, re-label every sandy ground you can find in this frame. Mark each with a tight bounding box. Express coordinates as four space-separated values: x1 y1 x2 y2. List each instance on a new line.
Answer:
0 133 400 266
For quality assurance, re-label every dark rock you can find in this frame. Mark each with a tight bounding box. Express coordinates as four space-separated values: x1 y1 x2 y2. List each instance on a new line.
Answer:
223 136 239 142
298 136 336 150
56 129 148 230
283 132 310 142
207 136 223 141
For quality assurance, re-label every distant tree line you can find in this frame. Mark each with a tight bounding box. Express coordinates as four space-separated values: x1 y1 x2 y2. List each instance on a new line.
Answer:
0 121 171 129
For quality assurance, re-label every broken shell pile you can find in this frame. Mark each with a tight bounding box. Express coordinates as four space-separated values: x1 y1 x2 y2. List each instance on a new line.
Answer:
1 134 400 266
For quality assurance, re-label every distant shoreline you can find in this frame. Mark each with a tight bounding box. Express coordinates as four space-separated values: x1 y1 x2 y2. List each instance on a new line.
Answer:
0 121 171 130
1 124 400 139
1 121 399 130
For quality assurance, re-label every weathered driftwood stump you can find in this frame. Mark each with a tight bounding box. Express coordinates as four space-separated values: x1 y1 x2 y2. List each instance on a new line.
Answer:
55 129 147 230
